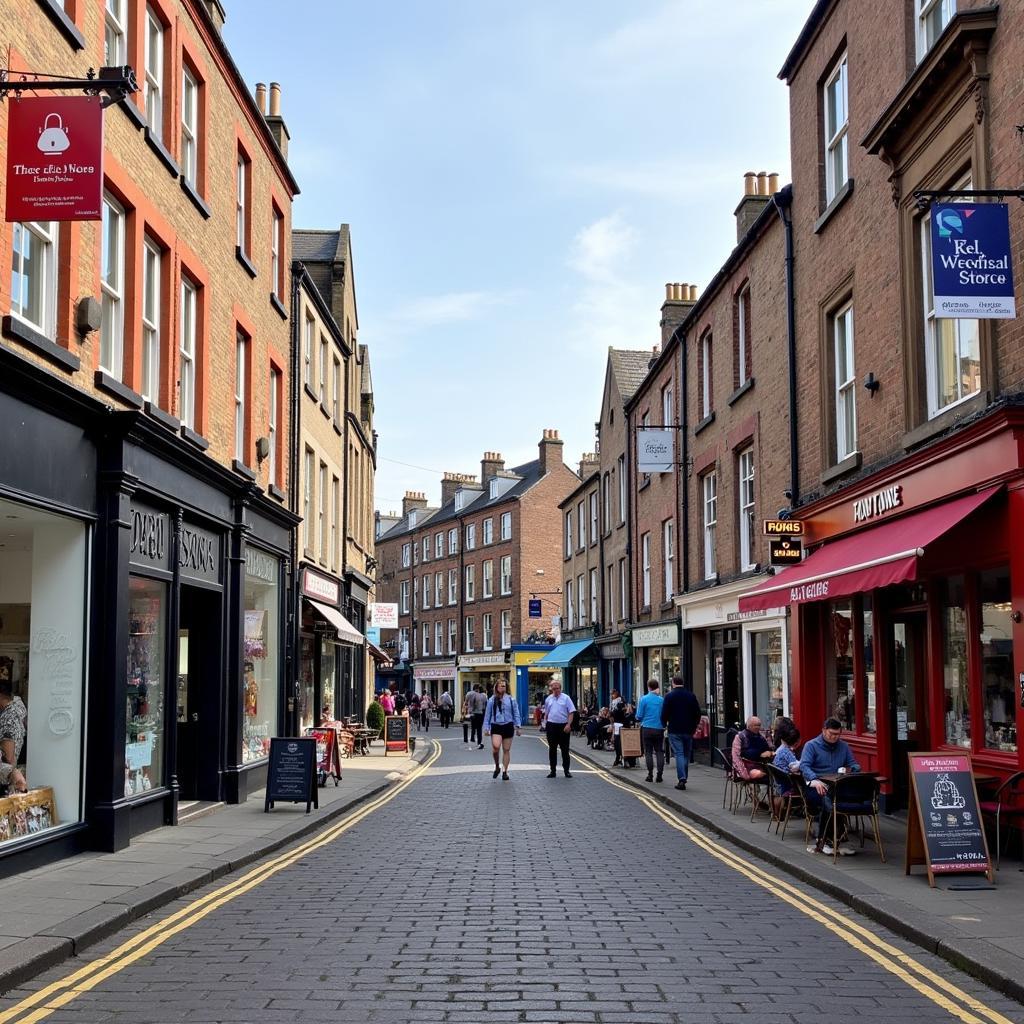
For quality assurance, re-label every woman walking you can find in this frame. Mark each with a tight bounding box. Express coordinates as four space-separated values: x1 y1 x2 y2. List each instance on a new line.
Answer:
483 679 521 780
419 692 433 732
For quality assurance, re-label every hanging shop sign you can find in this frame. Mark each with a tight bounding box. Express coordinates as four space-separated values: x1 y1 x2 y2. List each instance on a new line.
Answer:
528 599 542 618
368 602 398 628
6 96 103 222
930 203 1015 319
636 429 675 473
763 519 804 536
769 538 803 566
365 625 381 646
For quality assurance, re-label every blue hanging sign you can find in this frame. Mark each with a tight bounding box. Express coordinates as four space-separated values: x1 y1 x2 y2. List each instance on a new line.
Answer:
930 203 1015 319
528 599 542 618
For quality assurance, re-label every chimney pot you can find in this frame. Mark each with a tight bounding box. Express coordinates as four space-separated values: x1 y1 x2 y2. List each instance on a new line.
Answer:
757 171 769 196
268 82 282 117
689 285 698 301
255 83 267 115
768 172 780 194
744 171 757 196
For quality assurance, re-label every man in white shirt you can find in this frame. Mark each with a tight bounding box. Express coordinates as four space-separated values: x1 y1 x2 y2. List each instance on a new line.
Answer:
539 678 576 778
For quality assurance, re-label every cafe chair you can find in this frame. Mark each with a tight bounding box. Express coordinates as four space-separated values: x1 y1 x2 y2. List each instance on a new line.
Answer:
831 774 886 865
979 771 1024 869
765 763 811 841
742 758 771 821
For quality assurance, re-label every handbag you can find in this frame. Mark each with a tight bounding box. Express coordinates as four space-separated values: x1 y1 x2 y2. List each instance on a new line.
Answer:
620 727 642 759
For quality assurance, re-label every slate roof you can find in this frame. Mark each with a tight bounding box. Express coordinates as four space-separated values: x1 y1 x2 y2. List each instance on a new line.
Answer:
378 507 440 543
609 348 654 402
292 229 340 263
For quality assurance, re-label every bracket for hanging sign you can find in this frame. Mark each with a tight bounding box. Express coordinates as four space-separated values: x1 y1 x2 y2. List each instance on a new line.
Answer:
0 65 138 108
913 188 1024 211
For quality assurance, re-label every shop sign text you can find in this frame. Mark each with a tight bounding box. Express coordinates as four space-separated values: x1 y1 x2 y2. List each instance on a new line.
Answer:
245 547 277 584
179 524 219 584
852 484 903 523
302 568 339 604
129 506 170 571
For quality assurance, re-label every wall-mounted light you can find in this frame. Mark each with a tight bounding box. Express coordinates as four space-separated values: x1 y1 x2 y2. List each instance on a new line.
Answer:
864 372 880 397
255 437 271 464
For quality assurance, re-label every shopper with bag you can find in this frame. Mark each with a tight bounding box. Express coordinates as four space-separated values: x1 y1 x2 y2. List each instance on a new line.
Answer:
483 678 521 780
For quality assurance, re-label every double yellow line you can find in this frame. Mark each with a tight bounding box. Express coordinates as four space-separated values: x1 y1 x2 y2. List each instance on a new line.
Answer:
588 760 1015 1024
0 740 442 1024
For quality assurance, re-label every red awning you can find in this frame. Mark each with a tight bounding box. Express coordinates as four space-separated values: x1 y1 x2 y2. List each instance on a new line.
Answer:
738 486 1000 614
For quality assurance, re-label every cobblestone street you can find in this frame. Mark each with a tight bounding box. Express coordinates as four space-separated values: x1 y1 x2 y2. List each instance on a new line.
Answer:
2 733 1021 1024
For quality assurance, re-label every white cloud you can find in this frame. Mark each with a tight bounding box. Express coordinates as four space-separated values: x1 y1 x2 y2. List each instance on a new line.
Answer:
384 289 515 328
568 212 637 283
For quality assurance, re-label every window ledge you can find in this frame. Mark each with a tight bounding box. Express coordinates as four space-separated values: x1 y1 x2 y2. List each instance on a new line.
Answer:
2 316 79 373
270 293 288 320
118 98 146 131
902 391 991 451
95 370 143 408
180 176 211 219
659 600 675 613
333 420 343 437
144 127 180 178
320 402 332 420
694 411 716 436
638 476 651 492
145 401 180 433
814 178 855 234
235 247 257 279
232 459 256 481
821 450 862 485
180 425 210 450
303 382 318 402
37 0 85 49
727 378 755 406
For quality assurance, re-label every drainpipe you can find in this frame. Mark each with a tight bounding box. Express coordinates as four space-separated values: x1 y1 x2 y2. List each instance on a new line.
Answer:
773 185 799 505
288 262 302 735
677 329 692 685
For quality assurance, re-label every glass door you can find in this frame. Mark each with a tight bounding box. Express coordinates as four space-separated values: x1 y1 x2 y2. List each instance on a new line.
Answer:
889 612 927 809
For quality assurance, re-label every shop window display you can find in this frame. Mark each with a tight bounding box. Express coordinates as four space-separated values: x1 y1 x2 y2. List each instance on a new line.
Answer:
826 600 855 730
298 634 315 733
861 597 876 733
979 568 1015 753
126 577 166 794
940 575 970 748
243 549 280 763
319 641 336 723
0 501 87 844
752 630 784 723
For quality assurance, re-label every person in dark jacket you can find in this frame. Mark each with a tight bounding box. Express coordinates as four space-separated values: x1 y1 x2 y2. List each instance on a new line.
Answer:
661 675 701 790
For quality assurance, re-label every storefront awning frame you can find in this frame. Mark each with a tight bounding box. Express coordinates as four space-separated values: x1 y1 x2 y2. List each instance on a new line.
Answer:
305 598 364 645
532 638 597 668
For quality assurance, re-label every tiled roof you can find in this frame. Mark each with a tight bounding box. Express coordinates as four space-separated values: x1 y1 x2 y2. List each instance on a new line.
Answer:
292 229 340 263
377 507 440 542
609 348 653 401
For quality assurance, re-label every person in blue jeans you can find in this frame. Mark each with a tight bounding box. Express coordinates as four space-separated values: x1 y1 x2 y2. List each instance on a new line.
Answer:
635 679 666 783
800 717 861 856
661 675 701 791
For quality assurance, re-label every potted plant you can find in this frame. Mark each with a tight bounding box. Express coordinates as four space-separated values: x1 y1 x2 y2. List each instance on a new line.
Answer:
365 700 385 740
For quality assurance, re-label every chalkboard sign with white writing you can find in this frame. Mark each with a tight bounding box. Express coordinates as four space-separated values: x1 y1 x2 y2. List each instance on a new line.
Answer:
384 715 409 755
264 737 318 813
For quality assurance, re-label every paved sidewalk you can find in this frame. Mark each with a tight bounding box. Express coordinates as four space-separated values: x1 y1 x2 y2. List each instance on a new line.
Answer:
573 739 1024 1004
0 741 427 994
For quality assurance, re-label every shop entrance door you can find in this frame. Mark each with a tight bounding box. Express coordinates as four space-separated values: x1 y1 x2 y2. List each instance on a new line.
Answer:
177 587 222 802
888 612 927 810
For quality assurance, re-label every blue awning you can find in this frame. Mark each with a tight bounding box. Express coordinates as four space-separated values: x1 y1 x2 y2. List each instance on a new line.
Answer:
532 639 596 668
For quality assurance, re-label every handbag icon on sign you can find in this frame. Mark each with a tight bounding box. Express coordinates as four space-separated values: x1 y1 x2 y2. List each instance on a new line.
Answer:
37 113 70 154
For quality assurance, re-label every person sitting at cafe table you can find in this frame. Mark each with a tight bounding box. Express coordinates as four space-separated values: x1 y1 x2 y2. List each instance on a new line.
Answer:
799 717 861 856
770 722 802 812
731 716 772 781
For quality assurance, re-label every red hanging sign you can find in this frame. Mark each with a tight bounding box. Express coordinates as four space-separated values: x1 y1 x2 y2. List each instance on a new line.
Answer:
5 96 103 222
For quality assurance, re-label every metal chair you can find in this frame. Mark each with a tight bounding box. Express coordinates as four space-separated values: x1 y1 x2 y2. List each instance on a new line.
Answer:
979 771 1024 869
765 762 810 840
831 774 885 864
742 758 771 821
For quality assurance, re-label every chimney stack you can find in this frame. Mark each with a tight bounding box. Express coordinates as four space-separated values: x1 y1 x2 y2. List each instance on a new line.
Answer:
441 471 478 506
402 491 428 517
480 452 505 485
734 170 777 241
203 0 226 33
538 429 564 475
264 82 290 160
660 282 698 345
578 452 600 479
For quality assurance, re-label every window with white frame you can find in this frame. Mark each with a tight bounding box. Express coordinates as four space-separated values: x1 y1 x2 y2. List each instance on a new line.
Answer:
434 621 443 655
737 284 751 385
105 0 126 65
179 279 197 430
602 473 610 531
464 616 475 651
422 627 430 658
236 151 249 253
466 523 476 550
398 627 409 659
303 448 314 550
824 53 849 205
500 555 512 595
422 574 431 609
319 336 328 405
607 565 615 624
619 558 627 620
400 580 409 614
144 6 163 137
11 221 58 338
577 501 585 550
141 239 161 403
565 511 572 556
500 511 511 541
483 613 493 650
833 302 857 459
917 0 955 60
566 579 575 631
331 475 339 567
589 492 598 545
482 560 493 599
100 197 124 376
402 542 411 569
465 564 475 602
435 571 444 607
448 618 457 654
319 462 328 560
640 411 650 483
181 67 199 189
738 448 755 571
663 519 675 600
577 574 586 625
618 455 626 523
271 208 283 299
331 357 340 422
500 610 511 648
662 383 674 427
435 532 443 558
303 313 314 388
700 332 713 418
422 537 430 562
483 518 493 545
590 567 598 624
921 190 980 417
234 333 247 462
641 533 651 608
703 471 718 580
448 568 457 604
448 528 458 555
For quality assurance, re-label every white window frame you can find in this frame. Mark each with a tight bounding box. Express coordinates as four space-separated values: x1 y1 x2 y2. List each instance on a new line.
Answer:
144 6 163 138
422 537 430 562
303 313 314 387
824 53 849 204
483 517 493 545
402 542 411 569
662 383 674 427
319 336 328 405
500 511 512 541
303 448 314 551
141 239 161 404
422 628 430 658
833 302 857 459
737 285 750 385
271 208 283 299
432 621 441 655
179 278 197 430
435 571 444 608
465 564 475 602
236 152 248 252
482 613 493 651
466 523 476 550
641 533 651 608
448 568 457 604
618 455 626 523
566 579 575 631
700 332 712 418
331 475 339 568
500 555 512 596
589 492 598 545
565 511 572 557
181 66 198 189
448 528 458 555
917 0 955 61
482 559 493 599
422 574 431 610
435 532 443 559
663 518 674 601
738 448 755 571
319 461 328 560
590 567 598 624
576 502 585 550
500 610 511 649
11 220 58 339
703 471 718 580
448 619 457 655
619 558 627 620
100 197 125 376
400 580 410 614
105 0 126 66
331 357 340 423
464 616 475 652
234 334 247 463
577 574 587 625
602 473 610 531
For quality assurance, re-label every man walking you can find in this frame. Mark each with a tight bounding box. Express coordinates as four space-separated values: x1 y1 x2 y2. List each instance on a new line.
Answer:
662 675 701 790
636 679 665 783
539 678 576 778
438 688 454 729
467 684 488 748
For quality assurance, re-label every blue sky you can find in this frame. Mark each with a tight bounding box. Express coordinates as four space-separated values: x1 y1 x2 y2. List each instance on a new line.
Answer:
225 1 811 513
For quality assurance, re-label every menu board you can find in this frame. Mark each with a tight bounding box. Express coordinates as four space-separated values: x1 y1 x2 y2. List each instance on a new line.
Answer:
264 737 318 813
310 727 342 786
384 715 409 755
905 752 992 886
